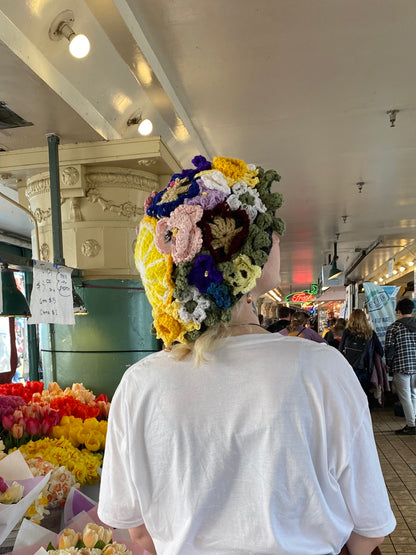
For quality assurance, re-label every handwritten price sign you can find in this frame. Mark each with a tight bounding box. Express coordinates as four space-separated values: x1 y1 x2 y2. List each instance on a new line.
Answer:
28 261 75 325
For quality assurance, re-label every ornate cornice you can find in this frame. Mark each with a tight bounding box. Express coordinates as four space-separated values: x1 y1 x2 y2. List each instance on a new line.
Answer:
86 188 144 218
25 176 50 200
85 169 158 193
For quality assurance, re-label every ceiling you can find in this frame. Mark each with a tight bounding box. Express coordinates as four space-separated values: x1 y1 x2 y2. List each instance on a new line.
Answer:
0 0 415 298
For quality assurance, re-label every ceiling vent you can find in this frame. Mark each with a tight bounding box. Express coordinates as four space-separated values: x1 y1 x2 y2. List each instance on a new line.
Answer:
0 102 33 130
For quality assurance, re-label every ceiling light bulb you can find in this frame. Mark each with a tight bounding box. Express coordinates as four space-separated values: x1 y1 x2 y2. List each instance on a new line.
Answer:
399 266 405 272
409 261 414 267
378 278 383 282
392 269 398 275
138 119 153 136
385 273 390 278
373 281 378 285
69 34 90 58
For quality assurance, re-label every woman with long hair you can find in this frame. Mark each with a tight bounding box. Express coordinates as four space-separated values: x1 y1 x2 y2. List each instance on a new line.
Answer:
98 156 394 555
339 309 383 394
279 310 327 342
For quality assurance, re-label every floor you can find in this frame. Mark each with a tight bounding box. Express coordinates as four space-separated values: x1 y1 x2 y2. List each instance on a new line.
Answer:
371 408 416 554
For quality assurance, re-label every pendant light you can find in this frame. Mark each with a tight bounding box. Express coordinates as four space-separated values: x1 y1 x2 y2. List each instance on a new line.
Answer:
72 283 88 316
328 242 342 280
0 266 31 317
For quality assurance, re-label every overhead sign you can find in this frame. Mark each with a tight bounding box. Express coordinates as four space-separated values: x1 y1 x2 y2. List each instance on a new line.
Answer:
286 284 318 304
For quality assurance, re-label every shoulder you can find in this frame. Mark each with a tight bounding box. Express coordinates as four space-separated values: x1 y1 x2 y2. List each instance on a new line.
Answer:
116 351 172 393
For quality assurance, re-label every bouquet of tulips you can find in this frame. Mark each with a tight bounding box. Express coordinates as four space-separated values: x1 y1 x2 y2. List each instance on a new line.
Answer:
0 399 61 450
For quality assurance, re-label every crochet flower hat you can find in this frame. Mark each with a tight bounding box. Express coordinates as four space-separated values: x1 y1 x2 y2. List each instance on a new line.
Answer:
135 155 284 347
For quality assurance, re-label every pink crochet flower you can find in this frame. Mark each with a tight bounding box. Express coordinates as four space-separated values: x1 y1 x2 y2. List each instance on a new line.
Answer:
155 204 203 264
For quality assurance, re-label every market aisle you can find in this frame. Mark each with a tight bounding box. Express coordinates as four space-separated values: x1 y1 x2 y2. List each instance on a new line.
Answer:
371 408 416 554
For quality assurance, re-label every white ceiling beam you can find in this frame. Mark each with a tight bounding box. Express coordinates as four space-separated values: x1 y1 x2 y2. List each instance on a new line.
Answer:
113 0 209 158
0 9 121 142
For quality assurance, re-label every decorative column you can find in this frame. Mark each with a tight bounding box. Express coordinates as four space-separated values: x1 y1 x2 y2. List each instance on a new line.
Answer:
16 138 181 397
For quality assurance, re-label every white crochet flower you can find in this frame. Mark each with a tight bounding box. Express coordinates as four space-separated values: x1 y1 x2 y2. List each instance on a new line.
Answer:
228 181 267 222
199 170 231 195
178 286 211 325
226 194 242 211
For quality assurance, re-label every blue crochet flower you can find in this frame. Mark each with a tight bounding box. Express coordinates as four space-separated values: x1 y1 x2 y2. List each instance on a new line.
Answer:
206 282 232 308
146 176 199 218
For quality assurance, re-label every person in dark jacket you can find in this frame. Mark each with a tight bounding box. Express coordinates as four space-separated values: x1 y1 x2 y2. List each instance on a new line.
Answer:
385 298 416 435
267 306 295 333
339 309 383 396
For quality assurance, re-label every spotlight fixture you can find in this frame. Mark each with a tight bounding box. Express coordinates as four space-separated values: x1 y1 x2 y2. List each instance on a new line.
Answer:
386 109 399 128
409 260 414 267
373 281 378 285
378 278 383 283
49 10 90 59
392 269 398 275
328 242 342 280
127 115 153 136
0 266 31 318
356 181 365 193
399 266 405 272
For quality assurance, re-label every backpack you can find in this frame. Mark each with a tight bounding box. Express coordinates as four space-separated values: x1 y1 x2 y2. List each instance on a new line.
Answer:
342 333 370 370
288 327 305 338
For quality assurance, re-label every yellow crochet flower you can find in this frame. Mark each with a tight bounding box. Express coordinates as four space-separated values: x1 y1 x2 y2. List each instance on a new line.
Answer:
212 157 259 187
223 254 262 295
153 302 200 346
135 215 174 309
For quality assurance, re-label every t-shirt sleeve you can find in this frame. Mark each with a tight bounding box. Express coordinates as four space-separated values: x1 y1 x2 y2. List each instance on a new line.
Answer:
337 408 396 538
97 374 145 529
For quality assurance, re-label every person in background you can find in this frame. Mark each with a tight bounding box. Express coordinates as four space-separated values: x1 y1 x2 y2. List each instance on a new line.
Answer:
339 309 383 396
326 309 335 327
279 310 327 343
98 155 394 555
267 305 294 333
327 318 347 349
385 298 416 435
322 317 337 341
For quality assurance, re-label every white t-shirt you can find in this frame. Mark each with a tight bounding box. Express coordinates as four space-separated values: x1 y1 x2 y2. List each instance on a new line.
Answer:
98 334 395 555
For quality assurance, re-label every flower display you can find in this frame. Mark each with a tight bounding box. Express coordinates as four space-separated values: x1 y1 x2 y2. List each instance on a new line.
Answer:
0 478 24 503
136 155 285 346
17 437 102 486
0 381 44 402
49 396 100 421
46 523 131 554
26 456 80 507
1 401 61 450
51 416 107 451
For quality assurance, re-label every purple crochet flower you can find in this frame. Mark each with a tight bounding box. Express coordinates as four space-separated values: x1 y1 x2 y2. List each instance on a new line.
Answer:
206 282 232 308
184 182 227 210
178 156 212 180
187 254 223 293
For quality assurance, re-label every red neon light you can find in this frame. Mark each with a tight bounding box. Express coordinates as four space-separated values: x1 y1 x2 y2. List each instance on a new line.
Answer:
291 293 316 303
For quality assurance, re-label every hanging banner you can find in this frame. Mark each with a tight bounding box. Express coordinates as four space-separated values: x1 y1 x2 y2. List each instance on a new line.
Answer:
362 282 397 349
28 261 75 325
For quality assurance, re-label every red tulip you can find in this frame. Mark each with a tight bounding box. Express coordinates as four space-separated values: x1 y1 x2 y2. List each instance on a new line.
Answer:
40 416 55 436
25 417 40 436
1 413 14 431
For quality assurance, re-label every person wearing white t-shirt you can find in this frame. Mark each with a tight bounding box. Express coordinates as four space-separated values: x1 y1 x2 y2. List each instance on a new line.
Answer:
98 156 395 555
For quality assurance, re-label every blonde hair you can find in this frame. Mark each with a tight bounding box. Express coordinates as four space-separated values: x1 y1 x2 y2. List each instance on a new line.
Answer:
287 311 308 333
171 322 231 366
346 309 373 339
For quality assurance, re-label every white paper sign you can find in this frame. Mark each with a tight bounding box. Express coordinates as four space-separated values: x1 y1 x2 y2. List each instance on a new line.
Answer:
28 261 75 325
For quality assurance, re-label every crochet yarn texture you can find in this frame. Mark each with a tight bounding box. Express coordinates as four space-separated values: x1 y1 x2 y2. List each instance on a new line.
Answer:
135 156 284 347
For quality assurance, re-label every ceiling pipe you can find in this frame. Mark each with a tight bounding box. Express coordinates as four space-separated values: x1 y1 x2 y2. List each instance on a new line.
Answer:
344 236 384 283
